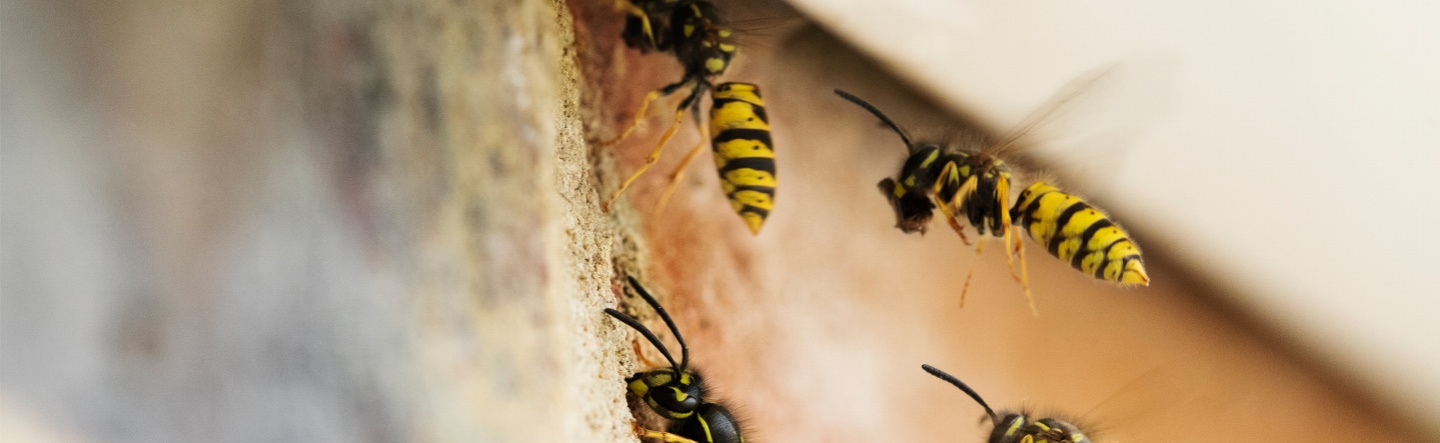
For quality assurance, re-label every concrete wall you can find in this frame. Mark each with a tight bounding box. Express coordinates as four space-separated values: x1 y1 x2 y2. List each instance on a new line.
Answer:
2 0 632 441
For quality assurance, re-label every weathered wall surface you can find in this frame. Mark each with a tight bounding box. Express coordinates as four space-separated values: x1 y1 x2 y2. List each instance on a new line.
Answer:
2 0 634 442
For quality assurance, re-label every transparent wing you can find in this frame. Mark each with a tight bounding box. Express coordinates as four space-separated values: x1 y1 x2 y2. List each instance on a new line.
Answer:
987 57 1181 192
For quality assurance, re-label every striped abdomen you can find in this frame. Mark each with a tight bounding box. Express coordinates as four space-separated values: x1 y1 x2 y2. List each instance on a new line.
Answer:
710 82 775 234
1010 182 1148 285
671 403 744 443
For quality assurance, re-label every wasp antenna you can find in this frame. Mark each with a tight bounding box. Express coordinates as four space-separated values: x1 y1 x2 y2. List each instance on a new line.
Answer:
626 276 690 370
605 308 682 371
922 364 999 426
834 89 914 148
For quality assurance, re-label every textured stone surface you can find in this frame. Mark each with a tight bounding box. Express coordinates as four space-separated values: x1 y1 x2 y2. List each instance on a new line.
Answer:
2 0 631 441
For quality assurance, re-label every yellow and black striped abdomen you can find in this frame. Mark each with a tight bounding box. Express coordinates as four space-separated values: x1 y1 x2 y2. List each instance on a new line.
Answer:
1011 182 1148 285
710 82 775 234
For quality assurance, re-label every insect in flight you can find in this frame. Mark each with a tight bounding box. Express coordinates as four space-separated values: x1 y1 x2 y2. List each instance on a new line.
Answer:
923 364 1092 443
603 0 777 235
605 276 745 443
833 88 1147 313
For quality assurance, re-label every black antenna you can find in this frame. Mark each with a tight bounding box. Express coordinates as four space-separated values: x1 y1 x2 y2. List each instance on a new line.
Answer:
627 276 690 370
605 308 681 372
834 89 914 148
922 364 999 426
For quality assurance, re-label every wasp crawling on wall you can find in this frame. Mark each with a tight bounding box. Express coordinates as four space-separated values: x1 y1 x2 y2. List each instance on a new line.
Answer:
602 0 777 235
605 277 745 443
923 364 1093 443
833 88 1147 313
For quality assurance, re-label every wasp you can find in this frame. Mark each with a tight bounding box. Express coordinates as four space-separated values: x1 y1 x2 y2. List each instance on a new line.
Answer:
833 88 1148 313
923 364 1092 443
602 1 777 235
605 277 745 443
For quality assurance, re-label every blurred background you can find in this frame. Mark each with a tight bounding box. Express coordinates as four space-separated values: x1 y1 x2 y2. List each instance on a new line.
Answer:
4 0 1438 442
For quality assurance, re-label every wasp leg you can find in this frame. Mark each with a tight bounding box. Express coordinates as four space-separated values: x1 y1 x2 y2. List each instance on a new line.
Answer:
995 180 1021 283
1001 220 1020 282
653 139 706 215
932 162 974 245
1004 250 1024 290
950 180 980 245
647 82 706 172
1012 226 1038 316
598 88 663 148
632 423 698 443
614 0 657 49
946 215 972 245
959 239 984 308
653 98 708 215
601 81 698 212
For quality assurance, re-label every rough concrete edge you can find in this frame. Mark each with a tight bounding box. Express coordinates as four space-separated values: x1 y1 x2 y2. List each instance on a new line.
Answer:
545 0 643 441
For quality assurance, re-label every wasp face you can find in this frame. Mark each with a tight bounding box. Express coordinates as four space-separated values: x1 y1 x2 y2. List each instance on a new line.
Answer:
878 177 936 234
627 368 704 419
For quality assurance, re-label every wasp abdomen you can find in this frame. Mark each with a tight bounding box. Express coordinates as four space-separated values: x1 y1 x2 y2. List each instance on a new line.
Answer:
670 403 743 443
1012 182 1149 285
710 82 776 234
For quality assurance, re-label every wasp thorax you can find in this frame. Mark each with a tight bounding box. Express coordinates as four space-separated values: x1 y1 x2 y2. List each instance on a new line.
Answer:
988 414 1091 443
670 1 733 77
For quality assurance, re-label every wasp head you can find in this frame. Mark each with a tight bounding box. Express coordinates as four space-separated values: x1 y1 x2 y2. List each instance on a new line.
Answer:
627 368 704 420
877 177 936 234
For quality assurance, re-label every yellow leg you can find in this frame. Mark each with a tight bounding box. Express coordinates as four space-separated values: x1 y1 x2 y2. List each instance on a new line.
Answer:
1002 223 1020 282
932 163 974 245
597 88 666 148
653 139 706 215
946 176 981 246
614 0 658 48
633 423 697 443
1012 227 1038 316
959 240 984 308
602 108 688 212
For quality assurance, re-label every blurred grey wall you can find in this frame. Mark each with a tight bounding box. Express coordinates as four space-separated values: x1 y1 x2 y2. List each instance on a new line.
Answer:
1 1 632 442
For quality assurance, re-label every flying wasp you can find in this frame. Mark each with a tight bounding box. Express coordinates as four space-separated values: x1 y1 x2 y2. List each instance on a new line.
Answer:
833 88 1148 313
923 364 1093 443
605 276 745 443
603 0 777 235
